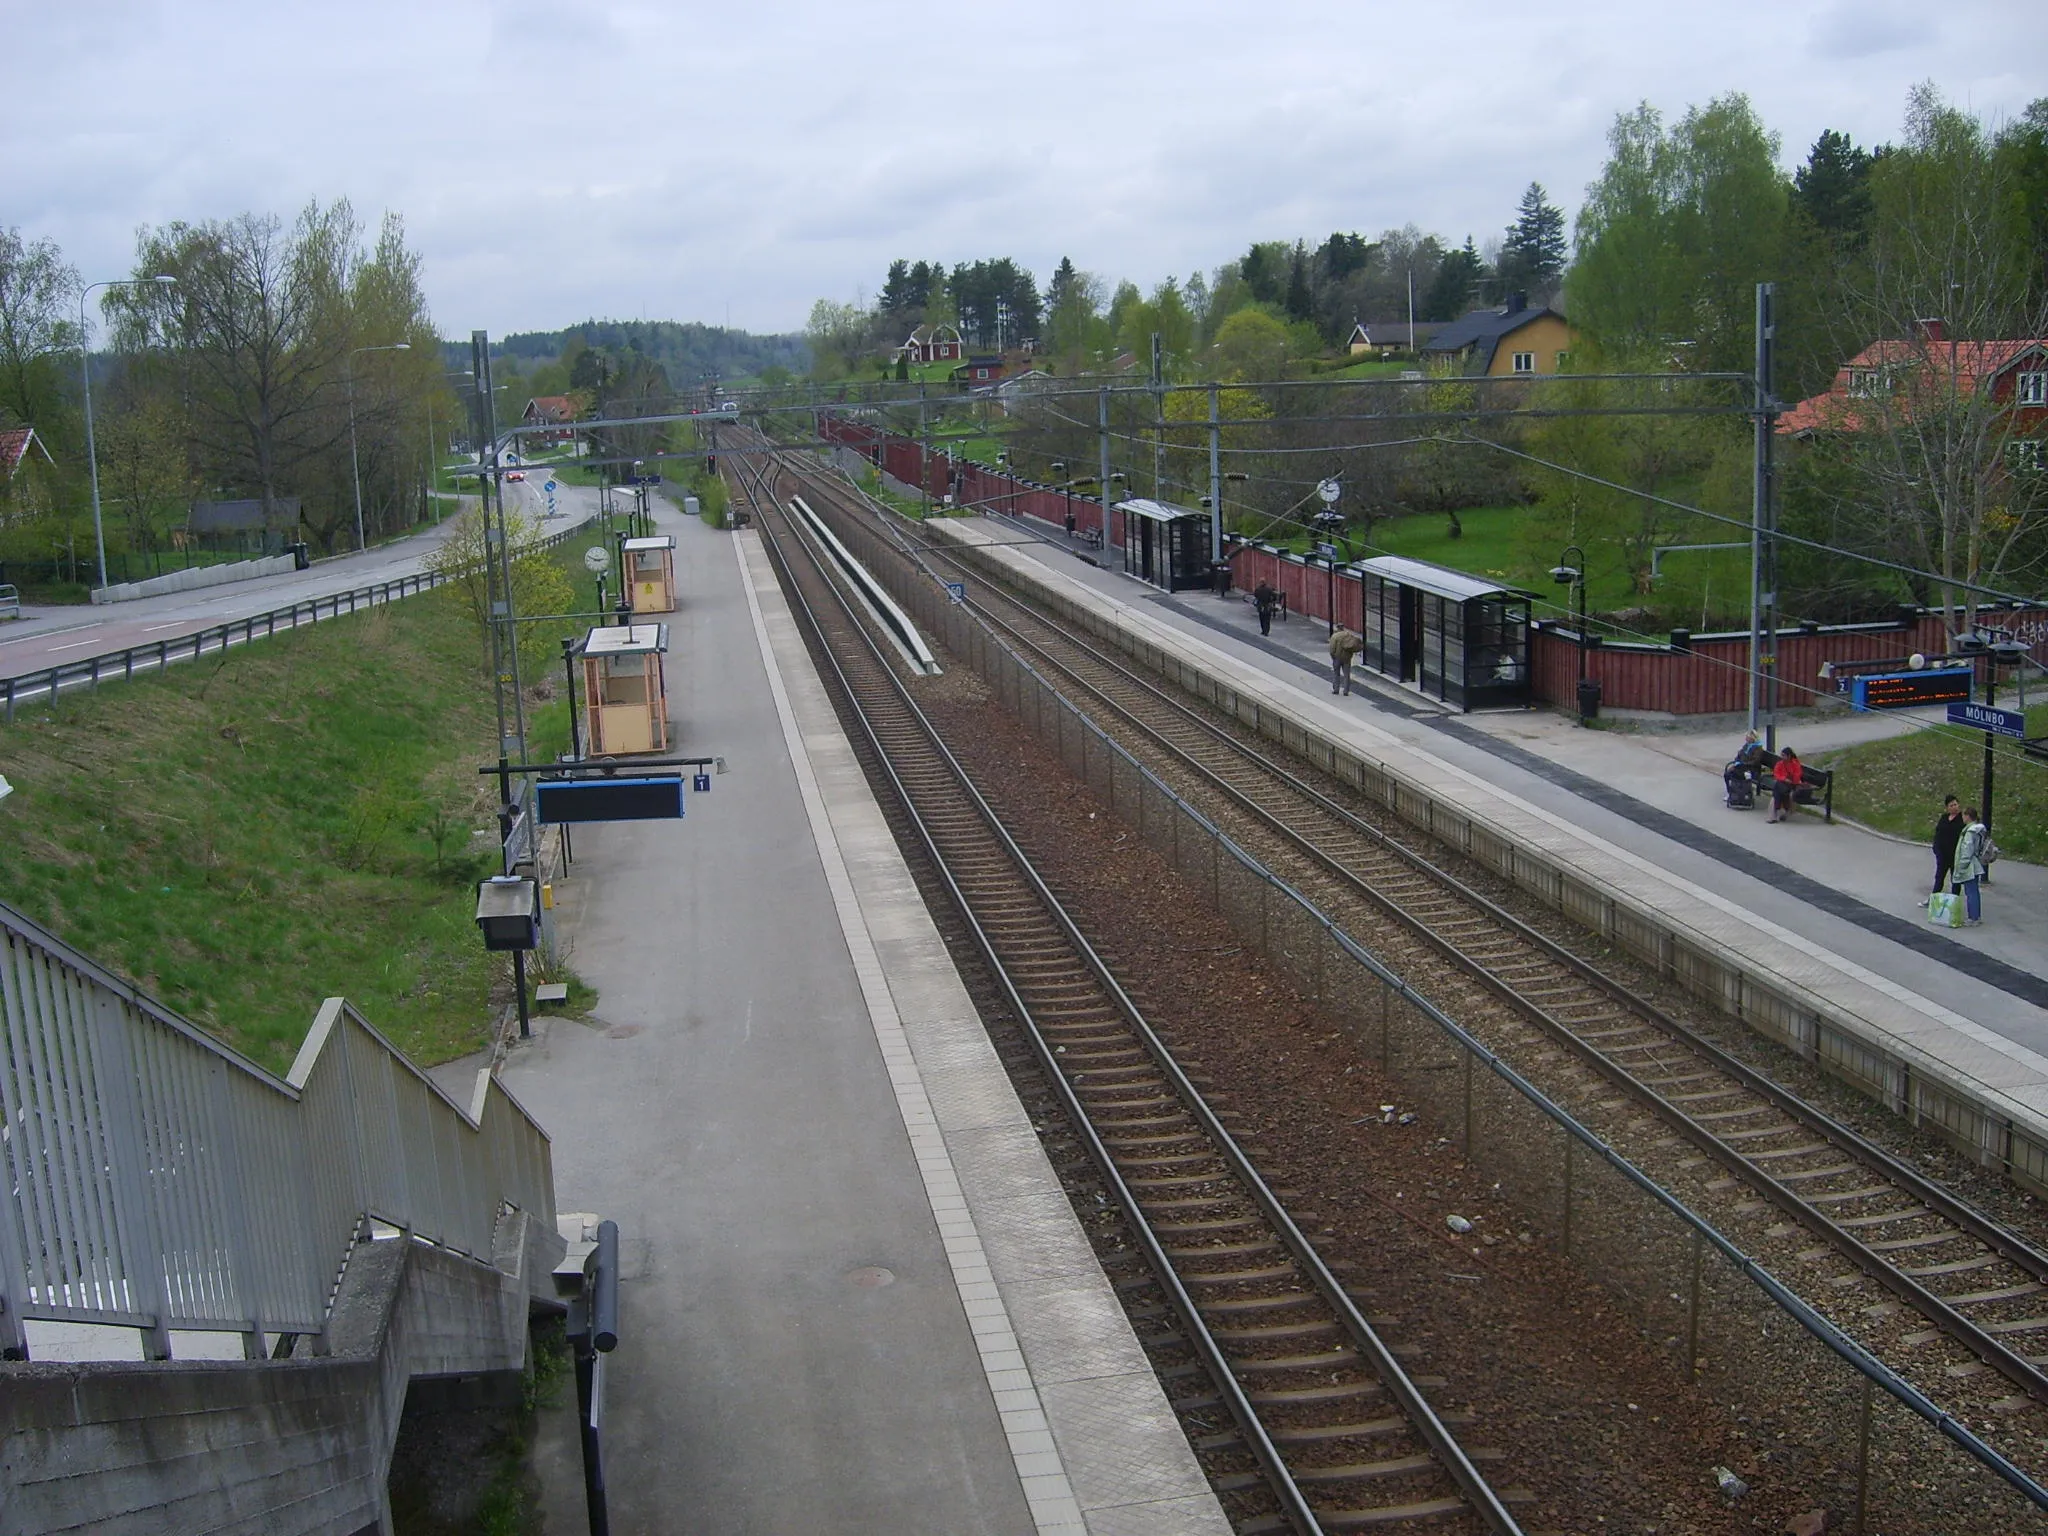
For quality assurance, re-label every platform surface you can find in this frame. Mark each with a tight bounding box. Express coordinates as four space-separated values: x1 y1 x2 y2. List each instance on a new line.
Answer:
944 501 2048 1118
474 498 1226 1535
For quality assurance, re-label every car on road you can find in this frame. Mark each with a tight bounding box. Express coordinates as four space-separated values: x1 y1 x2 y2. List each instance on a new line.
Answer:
505 471 526 482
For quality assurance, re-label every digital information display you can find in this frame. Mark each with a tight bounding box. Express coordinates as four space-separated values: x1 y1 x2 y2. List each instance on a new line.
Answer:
1849 669 1974 710
535 776 686 824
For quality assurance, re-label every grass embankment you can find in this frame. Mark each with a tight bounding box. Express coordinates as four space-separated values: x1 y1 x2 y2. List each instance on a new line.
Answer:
0 557 584 1076
1823 703 2048 861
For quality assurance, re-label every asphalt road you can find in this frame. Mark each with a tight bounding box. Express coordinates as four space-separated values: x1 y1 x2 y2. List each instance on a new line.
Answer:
0 471 603 679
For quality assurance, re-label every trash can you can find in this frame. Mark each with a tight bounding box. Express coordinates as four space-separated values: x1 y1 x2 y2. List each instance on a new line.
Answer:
1212 561 1234 597
1577 677 1602 723
291 542 311 571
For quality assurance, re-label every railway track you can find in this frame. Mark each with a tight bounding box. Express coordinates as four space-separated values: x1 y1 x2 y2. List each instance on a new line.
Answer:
727 457 1528 1534
764 448 2048 1459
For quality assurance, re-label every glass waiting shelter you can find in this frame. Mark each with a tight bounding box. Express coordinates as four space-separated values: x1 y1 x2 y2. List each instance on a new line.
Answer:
1354 555 1531 711
1117 498 1212 592
623 535 677 614
581 623 671 755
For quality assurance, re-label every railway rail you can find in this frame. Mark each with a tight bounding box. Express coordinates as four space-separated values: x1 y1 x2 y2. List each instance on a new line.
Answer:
764 447 2048 1467
726 456 1528 1534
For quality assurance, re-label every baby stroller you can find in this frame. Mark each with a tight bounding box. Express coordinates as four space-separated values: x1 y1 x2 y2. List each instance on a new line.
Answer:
1723 759 1760 809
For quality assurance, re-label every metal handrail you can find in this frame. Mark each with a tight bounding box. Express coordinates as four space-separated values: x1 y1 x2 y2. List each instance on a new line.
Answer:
0 517 598 723
0 898 556 1360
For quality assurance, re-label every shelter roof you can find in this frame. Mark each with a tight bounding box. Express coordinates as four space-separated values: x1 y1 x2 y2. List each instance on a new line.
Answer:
1357 554 1521 603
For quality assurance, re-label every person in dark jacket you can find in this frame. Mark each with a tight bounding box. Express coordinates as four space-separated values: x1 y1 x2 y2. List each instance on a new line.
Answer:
1253 581 1278 636
1921 796 1965 908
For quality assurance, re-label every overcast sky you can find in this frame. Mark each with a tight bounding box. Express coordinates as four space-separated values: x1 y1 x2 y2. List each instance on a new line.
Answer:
9 1 2044 339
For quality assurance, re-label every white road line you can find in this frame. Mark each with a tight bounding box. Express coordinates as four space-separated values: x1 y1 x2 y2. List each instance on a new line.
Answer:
141 621 191 632
0 621 100 648
46 638 104 652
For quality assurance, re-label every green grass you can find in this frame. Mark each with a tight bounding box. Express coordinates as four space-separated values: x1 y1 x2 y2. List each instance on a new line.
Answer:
1821 704 2048 861
1319 357 1416 380
0 558 591 1075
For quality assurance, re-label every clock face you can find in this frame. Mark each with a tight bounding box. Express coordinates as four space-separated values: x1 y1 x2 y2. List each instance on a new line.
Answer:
583 547 610 573
1317 478 1341 505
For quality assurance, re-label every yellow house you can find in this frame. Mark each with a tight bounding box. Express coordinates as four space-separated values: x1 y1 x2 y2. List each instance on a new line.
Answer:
1419 296 1574 378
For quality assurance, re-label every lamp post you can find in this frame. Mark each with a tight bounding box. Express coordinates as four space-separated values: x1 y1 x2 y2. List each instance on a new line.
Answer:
1314 479 1344 635
1552 545 1590 725
347 341 412 552
79 275 177 591
1978 636 2029 844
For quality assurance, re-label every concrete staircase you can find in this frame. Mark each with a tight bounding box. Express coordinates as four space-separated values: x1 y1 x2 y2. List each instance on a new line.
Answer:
0 901 563 1534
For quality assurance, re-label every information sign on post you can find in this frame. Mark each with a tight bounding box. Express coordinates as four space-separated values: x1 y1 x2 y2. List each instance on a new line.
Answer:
1947 701 2027 739
946 581 967 604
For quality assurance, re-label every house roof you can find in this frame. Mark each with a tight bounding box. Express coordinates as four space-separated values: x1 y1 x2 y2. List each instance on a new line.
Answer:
0 426 52 478
525 395 575 423
1779 331 2048 433
1419 303 1562 373
1353 320 1441 347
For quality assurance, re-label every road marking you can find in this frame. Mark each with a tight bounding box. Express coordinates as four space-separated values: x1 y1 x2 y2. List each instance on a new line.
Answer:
0 621 100 648
46 638 104 652
141 621 192 632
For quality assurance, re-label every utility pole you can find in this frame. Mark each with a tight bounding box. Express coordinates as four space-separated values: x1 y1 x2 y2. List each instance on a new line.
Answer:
1748 283 1780 749
918 383 931 518
1150 333 1165 498
1207 382 1223 566
1098 385 1113 555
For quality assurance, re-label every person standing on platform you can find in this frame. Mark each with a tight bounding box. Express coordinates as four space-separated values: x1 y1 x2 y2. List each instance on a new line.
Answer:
1329 627 1363 695
1253 581 1279 637
1952 808 1990 925
1920 796 1965 908
1766 746 1803 822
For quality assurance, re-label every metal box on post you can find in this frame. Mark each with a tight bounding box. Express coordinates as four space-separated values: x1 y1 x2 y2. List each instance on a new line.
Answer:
622 535 676 614
581 623 671 756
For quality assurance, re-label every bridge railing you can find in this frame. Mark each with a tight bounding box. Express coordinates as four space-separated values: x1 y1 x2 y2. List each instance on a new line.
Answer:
0 899 556 1359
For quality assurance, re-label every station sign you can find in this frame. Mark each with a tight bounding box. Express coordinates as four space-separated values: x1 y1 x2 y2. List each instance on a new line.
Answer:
1947 701 2026 738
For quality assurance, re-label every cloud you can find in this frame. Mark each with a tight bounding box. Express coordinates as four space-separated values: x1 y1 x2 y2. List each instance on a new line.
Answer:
5 0 2043 334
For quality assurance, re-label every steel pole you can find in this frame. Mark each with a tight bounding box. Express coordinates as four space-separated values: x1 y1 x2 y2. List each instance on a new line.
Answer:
1749 282 1778 747
80 288 109 592
347 357 366 552
1208 382 1222 565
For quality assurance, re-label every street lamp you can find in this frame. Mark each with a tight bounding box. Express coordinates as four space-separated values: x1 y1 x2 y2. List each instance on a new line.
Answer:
79 274 177 590
347 342 412 552
1552 545 1591 725
1314 478 1344 635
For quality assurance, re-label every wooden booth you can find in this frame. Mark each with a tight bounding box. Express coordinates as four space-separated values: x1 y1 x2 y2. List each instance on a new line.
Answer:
1118 498 1213 593
623 535 677 614
581 623 671 755
1354 556 1531 711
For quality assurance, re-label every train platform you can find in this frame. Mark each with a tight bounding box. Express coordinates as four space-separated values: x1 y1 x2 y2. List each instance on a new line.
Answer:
454 499 1227 1534
947 506 2048 1135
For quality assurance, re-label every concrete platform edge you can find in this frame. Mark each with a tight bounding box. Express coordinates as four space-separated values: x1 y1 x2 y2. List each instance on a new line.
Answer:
922 514 2048 1191
733 529 1230 1536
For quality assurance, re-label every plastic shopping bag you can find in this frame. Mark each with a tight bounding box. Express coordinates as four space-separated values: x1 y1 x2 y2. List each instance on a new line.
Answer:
1928 891 1964 929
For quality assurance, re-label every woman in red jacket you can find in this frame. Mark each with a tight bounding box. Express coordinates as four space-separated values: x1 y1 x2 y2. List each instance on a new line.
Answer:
1767 747 1803 823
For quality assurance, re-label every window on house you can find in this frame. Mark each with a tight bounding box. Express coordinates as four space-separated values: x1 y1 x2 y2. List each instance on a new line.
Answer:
1512 351 1535 373
2011 439 2047 472
2019 372 2047 406
1555 351 1570 371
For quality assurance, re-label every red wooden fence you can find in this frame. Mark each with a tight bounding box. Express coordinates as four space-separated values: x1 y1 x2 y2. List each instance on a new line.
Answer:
818 415 2047 716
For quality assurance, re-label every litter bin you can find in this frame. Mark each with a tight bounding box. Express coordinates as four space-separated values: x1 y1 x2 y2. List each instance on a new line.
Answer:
1212 561 1234 598
291 542 310 571
1577 677 1602 723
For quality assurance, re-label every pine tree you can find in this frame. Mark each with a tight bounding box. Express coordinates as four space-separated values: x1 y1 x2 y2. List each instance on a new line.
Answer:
1284 242 1314 323
1497 183 1567 299
1792 129 1881 242
1423 239 1485 320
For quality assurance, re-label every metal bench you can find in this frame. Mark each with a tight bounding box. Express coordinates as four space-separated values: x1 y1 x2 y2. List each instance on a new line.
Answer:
0 584 19 621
